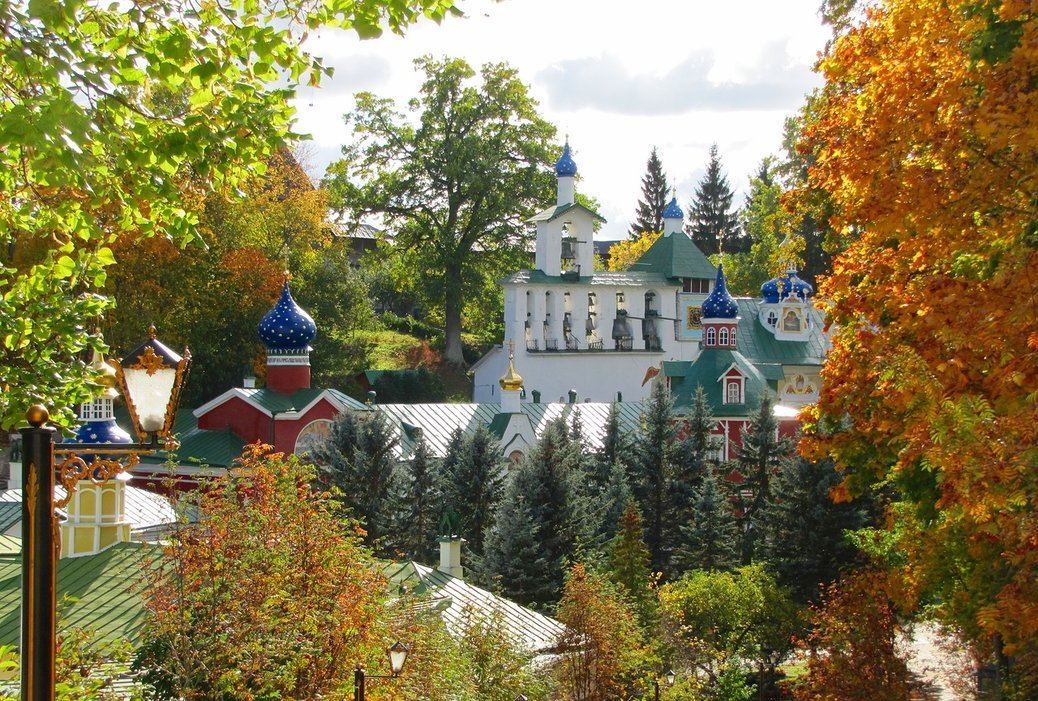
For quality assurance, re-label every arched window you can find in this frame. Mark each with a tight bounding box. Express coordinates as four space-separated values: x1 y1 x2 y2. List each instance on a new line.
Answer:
730 328 737 345
726 380 741 404
706 327 716 346
719 327 729 346
767 310 778 327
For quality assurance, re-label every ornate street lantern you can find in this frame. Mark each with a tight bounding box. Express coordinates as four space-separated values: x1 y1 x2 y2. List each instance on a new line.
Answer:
115 325 191 445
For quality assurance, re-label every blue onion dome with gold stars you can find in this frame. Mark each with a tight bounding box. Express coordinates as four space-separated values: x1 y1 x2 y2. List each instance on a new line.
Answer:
760 272 813 304
702 264 739 319
258 274 317 352
555 141 577 177
663 196 683 219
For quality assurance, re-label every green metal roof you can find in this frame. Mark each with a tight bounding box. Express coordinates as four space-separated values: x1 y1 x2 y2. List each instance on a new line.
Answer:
629 231 716 280
0 536 19 556
667 349 772 417
377 401 646 458
0 542 162 648
141 425 246 467
734 299 829 366
527 201 606 224
502 269 676 287
383 560 566 654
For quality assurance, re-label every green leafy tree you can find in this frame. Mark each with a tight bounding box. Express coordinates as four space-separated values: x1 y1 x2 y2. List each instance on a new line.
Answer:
312 410 400 553
0 0 456 429
717 158 788 295
456 607 555 701
685 144 741 256
441 425 505 560
673 473 740 574
608 500 658 632
629 147 670 238
326 55 557 366
761 458 874 603
659 564 799 693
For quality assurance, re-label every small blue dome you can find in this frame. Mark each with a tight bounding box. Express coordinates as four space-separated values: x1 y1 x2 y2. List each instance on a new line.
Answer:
74 417 132 467
663 197 683 220
258 278 317 352
74 419 132 446
702 265 739 319
555 142 577 177
760 272 813 304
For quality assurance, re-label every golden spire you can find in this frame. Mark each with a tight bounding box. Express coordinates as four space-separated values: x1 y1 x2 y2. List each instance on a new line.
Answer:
498 339 523 392
91 348 120 399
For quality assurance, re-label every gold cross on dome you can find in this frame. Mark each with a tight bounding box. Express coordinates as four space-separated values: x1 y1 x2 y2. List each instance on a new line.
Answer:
507 338 515 358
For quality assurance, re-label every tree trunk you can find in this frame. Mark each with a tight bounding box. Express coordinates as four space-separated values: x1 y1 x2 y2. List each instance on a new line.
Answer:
443 263 465 366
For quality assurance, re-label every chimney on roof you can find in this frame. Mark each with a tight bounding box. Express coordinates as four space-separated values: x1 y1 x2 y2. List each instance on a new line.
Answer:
437 536 464 579
436 511 464 579
532 390 541 404
568 389 577 403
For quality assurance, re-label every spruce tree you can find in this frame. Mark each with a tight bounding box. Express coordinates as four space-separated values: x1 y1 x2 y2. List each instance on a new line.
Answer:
608 500 658 632
389 437 441 562
733 395 792 564
686 143 741 255
673 472 739 573
483 418 582 608
761 457 874 602
630 381 678 572
443 425 505 560
670 385 717 534
629 146 669 237
313 410 399 553
482 492 551 607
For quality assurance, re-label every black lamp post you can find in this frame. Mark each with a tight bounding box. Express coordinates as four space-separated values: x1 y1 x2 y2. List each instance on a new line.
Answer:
19 326 189 701
354 641 408 701
653 671 676 701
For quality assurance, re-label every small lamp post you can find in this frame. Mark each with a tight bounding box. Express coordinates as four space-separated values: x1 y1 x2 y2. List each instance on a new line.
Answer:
654 671 676 701
19 326 189 701
354 641 409 701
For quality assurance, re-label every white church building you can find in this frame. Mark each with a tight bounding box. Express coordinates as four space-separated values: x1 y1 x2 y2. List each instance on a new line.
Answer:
472 142 719 403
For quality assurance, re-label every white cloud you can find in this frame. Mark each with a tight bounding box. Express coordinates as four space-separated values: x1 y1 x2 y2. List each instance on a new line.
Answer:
291 0 830 239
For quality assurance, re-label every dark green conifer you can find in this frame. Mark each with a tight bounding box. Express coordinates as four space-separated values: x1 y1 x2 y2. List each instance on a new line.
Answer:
443 425 505 559
608 500 658 631
629 147 669 237
761 457 875 602
673 472 740 573
389 437 441 562
312 410 399 553
630 381 678 572
686 143 741 255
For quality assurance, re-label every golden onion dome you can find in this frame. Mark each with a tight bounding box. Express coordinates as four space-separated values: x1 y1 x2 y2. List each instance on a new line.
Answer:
498 342 523 392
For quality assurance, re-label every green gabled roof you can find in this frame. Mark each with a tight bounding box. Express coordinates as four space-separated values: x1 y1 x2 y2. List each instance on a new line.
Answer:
502 269 676 286
0 542 163 649
0 535 19 556
667 349 771 417
142 425 246 467
0 504 20 534
629 232 716 280
735 299 829 366
527 201 606 224
485 413 513 440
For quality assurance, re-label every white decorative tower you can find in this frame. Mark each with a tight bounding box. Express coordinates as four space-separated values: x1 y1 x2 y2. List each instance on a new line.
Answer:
61 351 133 558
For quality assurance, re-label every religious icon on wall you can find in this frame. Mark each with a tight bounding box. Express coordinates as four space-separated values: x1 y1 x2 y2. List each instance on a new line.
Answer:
686 305 703 330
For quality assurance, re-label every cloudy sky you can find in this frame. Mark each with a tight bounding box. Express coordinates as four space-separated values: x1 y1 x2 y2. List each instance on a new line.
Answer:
292 0 831 240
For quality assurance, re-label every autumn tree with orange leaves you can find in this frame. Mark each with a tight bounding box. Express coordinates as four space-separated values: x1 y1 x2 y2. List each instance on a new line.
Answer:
135 446 390 700
797 0 1038 679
